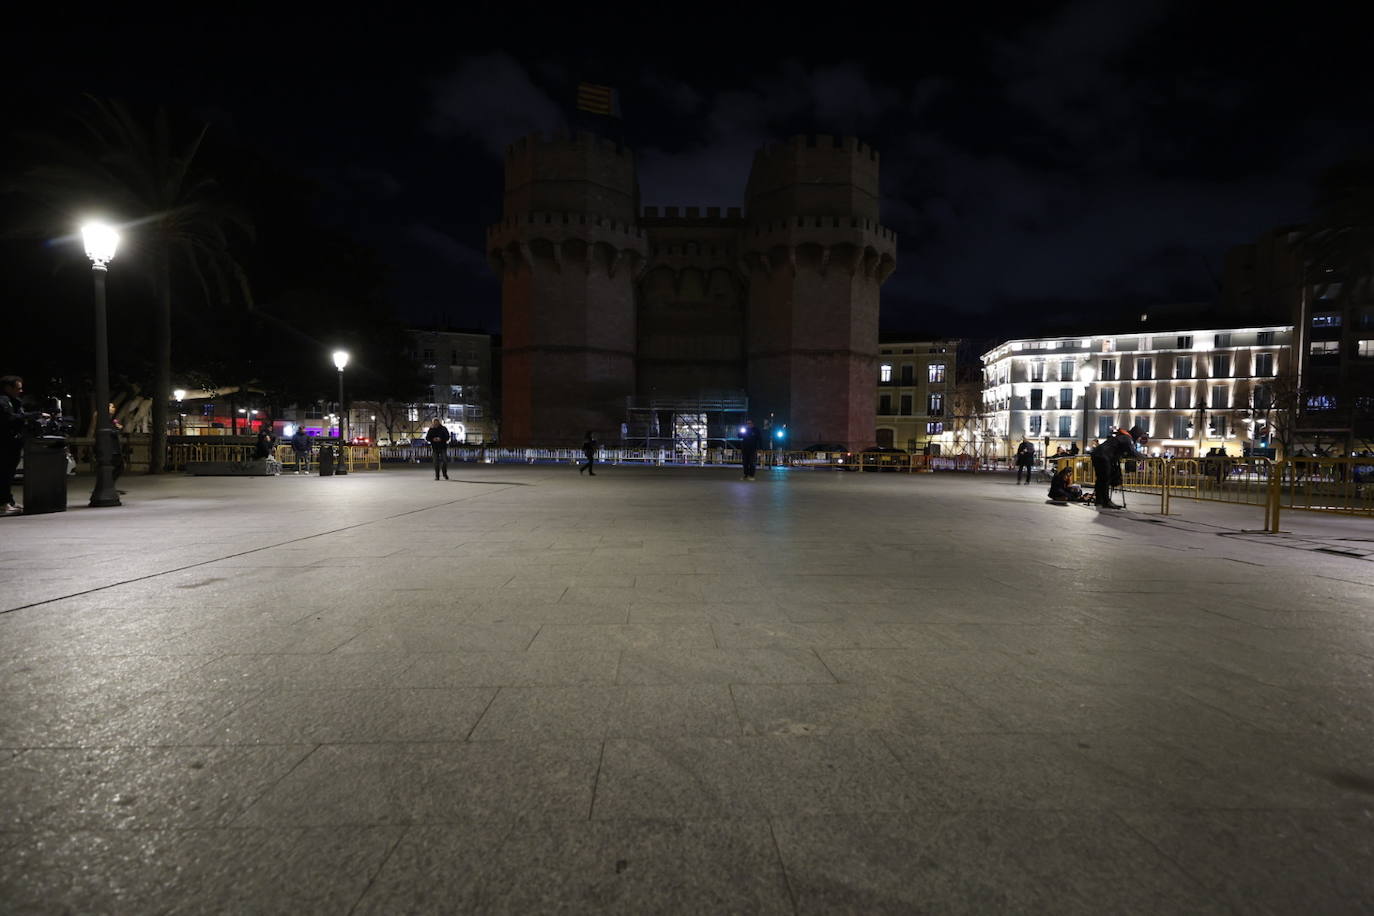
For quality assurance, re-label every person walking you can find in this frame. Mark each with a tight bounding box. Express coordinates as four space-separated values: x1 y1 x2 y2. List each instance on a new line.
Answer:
1015 438 1035 485
739 418 761 480
1091 425 1146 509
579 431 598 476
1 376 46 516
426 418 451 480
290 427 311 474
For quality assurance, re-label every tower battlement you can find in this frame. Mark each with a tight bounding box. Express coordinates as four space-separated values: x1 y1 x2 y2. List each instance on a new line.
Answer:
502 131 638 223
746 134 882 224
640 206 745 223
486 210 645 240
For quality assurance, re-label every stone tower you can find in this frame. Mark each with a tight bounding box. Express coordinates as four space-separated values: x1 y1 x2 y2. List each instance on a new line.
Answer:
486 132 647 445
741 135 897 448
489 131 896 449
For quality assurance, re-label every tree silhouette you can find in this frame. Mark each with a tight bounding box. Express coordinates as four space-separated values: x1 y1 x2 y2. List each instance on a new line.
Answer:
8 96 252 471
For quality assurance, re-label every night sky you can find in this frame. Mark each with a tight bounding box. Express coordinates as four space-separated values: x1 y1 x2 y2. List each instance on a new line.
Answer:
6 3 1372 342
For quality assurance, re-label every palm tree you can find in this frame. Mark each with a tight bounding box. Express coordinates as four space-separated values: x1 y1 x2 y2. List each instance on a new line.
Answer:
8 96 252 471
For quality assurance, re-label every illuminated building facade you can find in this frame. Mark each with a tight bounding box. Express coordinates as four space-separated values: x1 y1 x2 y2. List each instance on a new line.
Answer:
981 324 1294 459
875 339 958 453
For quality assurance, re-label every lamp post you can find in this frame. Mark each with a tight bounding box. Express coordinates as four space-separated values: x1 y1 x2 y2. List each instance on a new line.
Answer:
1078 364 1096 452
173 389 186 436
332 350 350 442
82 222 121 508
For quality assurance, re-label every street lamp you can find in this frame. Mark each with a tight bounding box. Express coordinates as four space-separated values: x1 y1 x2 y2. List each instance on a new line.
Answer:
1078 364 1096 452
332 350 350 441
81 221 121 508
173 389 186 436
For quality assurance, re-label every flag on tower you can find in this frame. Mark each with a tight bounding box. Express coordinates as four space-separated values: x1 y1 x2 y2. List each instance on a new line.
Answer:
576 83 621 118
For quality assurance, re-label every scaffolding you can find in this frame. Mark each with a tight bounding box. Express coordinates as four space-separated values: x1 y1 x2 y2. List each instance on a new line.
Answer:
623 392 749 461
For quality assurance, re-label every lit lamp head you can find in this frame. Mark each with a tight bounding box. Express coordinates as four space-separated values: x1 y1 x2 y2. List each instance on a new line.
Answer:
173 389 186 402
1078 365 1097 384
81 222 120 269
332 350 350 371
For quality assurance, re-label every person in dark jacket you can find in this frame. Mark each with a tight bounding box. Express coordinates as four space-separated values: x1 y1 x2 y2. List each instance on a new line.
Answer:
290 428 311 474
1048 466 1090 502
1 376 46 515
579 431 598 476
1014 439 1035 484
1091 425 1147 508
739 419 761 480
426 419 452 480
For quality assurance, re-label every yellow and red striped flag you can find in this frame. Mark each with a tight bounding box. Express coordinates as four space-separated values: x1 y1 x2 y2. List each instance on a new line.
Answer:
576 83 621 118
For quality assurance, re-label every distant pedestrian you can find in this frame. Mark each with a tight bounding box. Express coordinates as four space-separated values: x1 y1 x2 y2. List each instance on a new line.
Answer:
1 375 47 516
739 419 761 480
580 431 598 476
426 418 451 480
1015 439 1035 485
290 427 311 474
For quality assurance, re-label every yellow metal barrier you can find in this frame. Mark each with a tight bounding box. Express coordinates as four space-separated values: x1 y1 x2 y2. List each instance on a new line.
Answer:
1280 457 1374 518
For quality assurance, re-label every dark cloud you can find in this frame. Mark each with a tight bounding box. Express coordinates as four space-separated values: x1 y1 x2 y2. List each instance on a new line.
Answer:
429 52 566 156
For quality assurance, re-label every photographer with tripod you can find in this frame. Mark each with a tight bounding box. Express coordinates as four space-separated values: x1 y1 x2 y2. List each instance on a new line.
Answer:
1091 425 1147 510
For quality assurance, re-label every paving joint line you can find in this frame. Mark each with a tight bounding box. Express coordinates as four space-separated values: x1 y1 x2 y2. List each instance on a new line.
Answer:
0 488 521 616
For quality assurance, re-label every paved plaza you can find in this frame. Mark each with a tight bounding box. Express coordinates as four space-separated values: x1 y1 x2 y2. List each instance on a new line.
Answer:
2 463 1373 913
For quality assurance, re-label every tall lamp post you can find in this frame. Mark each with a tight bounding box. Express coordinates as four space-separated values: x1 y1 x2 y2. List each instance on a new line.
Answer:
1078 364 1096 452
82 222 121 508
173 389 186 436
332 350 350 441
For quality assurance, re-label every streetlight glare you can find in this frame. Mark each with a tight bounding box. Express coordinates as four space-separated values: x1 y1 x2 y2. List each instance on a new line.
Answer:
1079 365 1096 384
333 350 350 370
173 388 186 401
81 222 120 266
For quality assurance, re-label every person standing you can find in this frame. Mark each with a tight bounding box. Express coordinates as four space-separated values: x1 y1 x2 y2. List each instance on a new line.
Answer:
580 431 598 476
1015 438 1035 485
739 419 761 481
1 376 46 515
426 418 452 480
1091 425 1146 509
290 427 311 474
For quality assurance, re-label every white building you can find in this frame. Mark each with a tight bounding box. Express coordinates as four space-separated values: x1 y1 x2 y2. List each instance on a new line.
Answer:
981 324 1294 459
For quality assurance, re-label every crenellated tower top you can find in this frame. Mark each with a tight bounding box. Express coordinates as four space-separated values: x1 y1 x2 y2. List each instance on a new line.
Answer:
502 130 639 223
745 134 881 225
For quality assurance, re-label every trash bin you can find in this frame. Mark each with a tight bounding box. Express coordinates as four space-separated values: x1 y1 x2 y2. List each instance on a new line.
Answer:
317 445 335 476
21 436 69 514
335 444 348 475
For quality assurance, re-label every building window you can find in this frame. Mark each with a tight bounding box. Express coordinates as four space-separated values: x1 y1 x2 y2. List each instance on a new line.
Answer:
1209 415 1227 437
927 393 944 416
1135 358 1153 380
1307 394 1336 410
202 404 216 417
928 363 946 383
1211 386 1228 409
1059 388 1073 410
1212 353 1231 377
1030 361 1045 382
879 394 892 415
900 394 913 416
1097 417 1115 437
926 422 943 434
450 385 464 399
1254 384 1273 410
1312 312 1342 327
1133 419 1150 437
1102 339 1115 352
1058 416 1072 437
1174 388 1192 409
1310 340 1339 356
1175 356 1193 379
879 364 892 382
1176 335 1193 349
1134 387 1151 409
1059 359 1074 381
1358 340 1374 358
1099 358 1116 380
1172 416 1189 439
1214 333 1231 347
1257 331 1274 345
900 364 914 385
1098 389 1115 409
1254 353 1274 376
1029 389 1043 410
1029 416 1043 436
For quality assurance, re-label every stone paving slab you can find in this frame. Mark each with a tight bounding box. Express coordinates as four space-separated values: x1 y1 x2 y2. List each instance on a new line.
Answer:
2 464 1373 912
